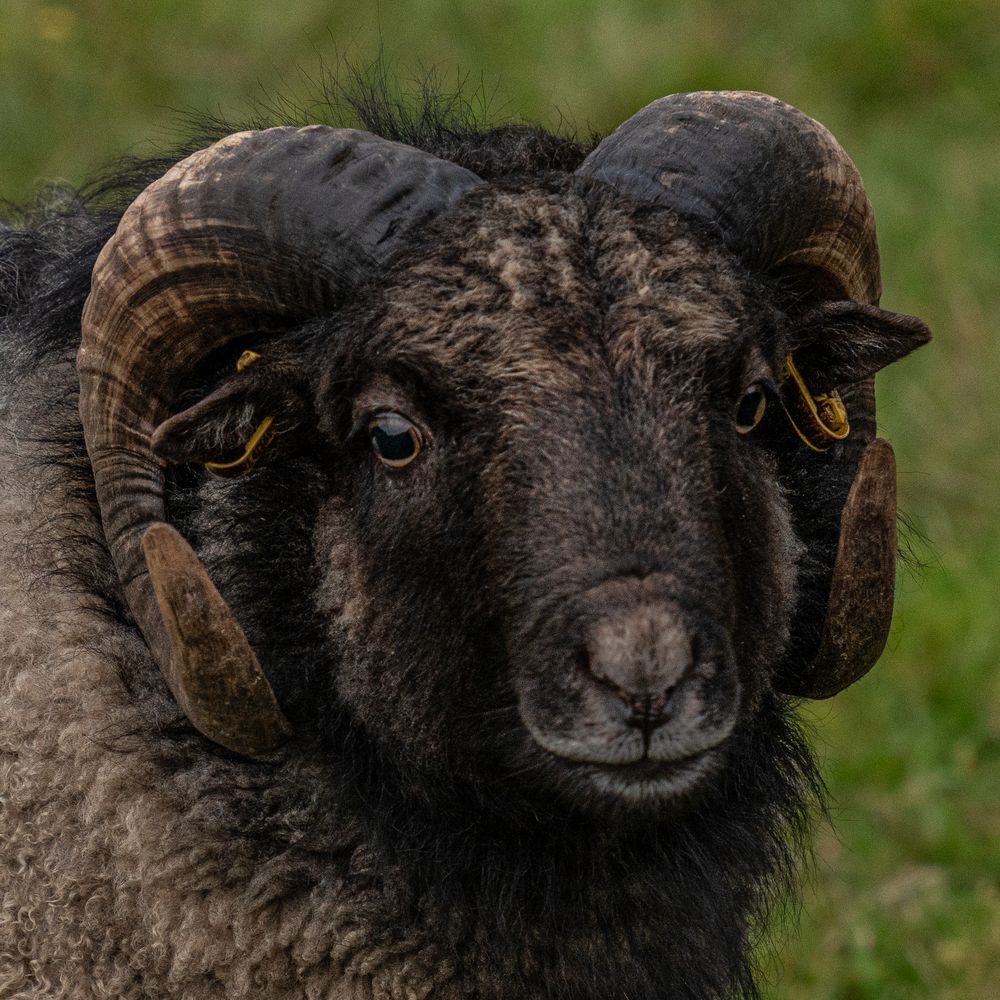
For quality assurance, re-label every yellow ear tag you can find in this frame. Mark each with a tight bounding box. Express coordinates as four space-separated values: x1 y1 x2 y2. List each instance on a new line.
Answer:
235 350 262 372
204 351 278 478
780 355 850 453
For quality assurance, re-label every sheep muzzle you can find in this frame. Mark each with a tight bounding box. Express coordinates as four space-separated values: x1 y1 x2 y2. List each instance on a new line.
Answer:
515 570 741 805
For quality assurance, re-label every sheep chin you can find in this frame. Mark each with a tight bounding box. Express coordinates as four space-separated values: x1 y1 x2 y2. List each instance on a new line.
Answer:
581 750 722 805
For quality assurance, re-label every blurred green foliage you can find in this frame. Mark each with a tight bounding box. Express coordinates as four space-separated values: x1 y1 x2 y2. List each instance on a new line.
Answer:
1 2 997 996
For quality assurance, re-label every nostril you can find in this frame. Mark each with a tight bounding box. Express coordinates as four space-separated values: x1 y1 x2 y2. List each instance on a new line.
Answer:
623 693 672 731
581 601 699 724
579 647 631 703
584 654 682 729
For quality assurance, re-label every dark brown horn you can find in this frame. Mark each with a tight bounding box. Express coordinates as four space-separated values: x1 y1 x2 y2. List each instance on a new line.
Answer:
575 92 895 698
575 91 880 305
776 439 897 698
80 126 482 753
142 524 292 755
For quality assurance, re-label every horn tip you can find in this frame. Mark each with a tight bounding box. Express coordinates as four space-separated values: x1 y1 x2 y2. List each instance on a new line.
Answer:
142 523 292 755
778 437 898 700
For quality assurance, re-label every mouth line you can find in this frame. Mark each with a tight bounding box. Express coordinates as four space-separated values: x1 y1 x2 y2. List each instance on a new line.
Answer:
578 749 710 783
577 749 721 804
534 739 730 803
530 729 729 773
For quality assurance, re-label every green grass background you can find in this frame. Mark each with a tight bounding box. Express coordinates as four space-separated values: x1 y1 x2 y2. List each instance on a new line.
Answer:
1 2 997 996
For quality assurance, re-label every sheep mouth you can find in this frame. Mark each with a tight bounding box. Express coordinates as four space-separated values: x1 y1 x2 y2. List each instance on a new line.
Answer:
579 749 719 802
533 740 728 806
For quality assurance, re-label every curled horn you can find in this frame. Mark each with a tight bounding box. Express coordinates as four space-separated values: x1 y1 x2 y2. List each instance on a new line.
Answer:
80 127 483 753
575 91 894 697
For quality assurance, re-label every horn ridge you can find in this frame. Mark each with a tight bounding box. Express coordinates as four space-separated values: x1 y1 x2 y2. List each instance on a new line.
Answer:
576 90 880 306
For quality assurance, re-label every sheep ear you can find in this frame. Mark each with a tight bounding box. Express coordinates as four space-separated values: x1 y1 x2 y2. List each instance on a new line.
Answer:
790 301 930 386
151 351 312 475
777 438 897 699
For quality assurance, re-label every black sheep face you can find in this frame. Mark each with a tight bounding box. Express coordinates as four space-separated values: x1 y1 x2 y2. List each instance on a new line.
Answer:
304 181 803 816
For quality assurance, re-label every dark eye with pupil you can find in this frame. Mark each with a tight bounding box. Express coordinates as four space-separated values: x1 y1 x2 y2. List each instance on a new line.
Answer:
735 385 767 434
369 412 422 468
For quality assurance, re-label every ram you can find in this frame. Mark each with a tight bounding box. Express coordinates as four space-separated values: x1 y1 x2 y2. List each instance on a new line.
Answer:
0 90 929 999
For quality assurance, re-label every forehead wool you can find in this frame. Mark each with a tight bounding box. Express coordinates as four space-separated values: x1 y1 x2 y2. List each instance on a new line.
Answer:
374 186 752 400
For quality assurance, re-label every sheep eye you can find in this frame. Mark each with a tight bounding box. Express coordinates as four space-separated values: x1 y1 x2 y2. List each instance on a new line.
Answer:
369 412 422 468
735 384 767 434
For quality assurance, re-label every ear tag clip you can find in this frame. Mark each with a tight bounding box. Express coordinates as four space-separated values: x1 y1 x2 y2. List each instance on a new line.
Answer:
780 355 850 453
204 351 278 478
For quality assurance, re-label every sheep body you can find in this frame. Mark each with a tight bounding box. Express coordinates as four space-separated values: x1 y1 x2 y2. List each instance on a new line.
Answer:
0 92 926 999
